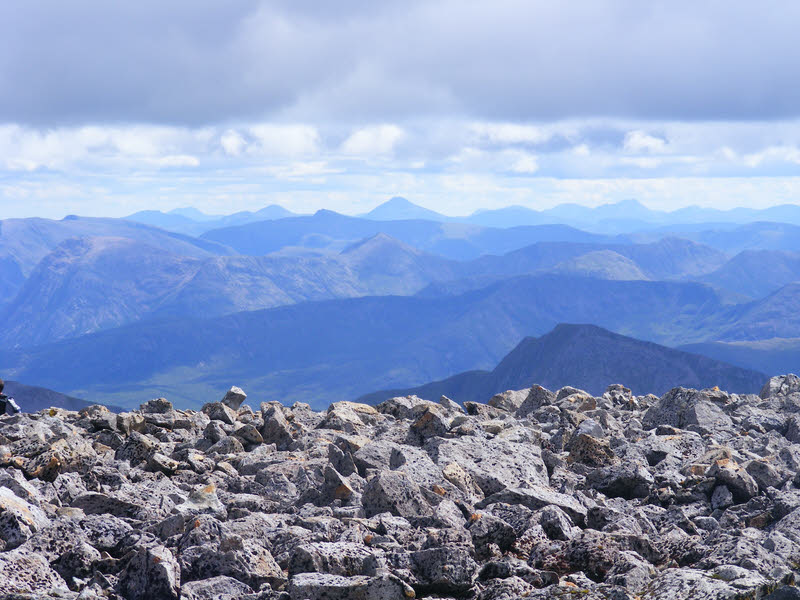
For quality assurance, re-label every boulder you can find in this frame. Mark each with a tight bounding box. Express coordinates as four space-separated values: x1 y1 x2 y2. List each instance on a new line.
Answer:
221 386 247 410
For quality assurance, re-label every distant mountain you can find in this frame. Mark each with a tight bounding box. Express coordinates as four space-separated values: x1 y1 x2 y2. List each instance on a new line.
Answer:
0 215 234 278
680 338 800 378
201 210 617 260
362 197 447 221
2 380 124 413
653 222 800 254
716 283 800 341
358 324 767 404
467 201 800 231
0 234 464 347
0 275 732 409
553 250 649 280
699 250 800 299
126 204 298 235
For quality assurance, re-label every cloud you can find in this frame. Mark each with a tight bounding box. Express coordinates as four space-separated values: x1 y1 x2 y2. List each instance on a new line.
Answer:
340 124 405 156
623 130 667 153
3 2 800 125
471 122 550 145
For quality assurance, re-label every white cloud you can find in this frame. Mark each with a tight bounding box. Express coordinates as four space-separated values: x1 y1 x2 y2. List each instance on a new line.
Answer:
471 122 550 145
623 130 667 153
508 151 539 173
340 124 405 156
743 145 800 167
220 129 246 156
248 124 320 156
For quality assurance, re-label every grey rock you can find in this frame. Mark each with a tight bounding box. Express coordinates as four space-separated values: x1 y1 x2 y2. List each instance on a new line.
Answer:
180 575 254 600
289 541 382 576
515 385 556 418
711 484 734 510
0 547 70 595
202 401 237 425
221 386 247 410
0 486 51 549
288 572 412 600
476 486 587 525
120 544 180 600
643 387 733 431
761 374 800 399
362 471 432 518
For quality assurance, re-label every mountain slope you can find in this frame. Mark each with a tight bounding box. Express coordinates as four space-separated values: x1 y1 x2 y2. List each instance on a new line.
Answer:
362 197 447 221
699 250 800 299
716 283 800 341
0 275 731 409
0 215 234 278
2 380 124 413
0 234 465 347
357 324 767 404
200 210 616 260
553 250 649 280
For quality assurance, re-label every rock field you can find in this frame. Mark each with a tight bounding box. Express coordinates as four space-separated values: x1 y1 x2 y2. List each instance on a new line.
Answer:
3 378 800 598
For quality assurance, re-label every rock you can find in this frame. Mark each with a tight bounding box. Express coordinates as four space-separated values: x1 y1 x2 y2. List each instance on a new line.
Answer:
711 484 734 510
409 546 478 595
760 374 800 399
476 486 587 525
488 390 528 413
261 402 295 450
567 433 618 467
202 401 237 425
643 387 733 431
180 575 254 600
586 460 655 499
288 572 412 600
290 541 382 576
426 436 548 496
707 457 758 503
540 505 576 541
515 385 556 418
119 544 180 600
221 386 247 410
0 486 51 549
362 471 432 518
0 547 70 595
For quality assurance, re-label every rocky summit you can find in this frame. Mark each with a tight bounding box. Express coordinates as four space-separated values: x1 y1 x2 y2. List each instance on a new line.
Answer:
3 380 800 599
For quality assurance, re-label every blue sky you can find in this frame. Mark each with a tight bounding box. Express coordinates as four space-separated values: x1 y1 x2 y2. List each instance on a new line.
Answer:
1 1 800 218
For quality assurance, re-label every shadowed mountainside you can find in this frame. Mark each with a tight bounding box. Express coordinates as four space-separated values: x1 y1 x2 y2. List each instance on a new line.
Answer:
357 323 767 405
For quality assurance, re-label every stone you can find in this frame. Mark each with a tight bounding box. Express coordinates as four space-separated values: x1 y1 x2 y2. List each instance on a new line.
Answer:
0 547 70 595
362 471 432 518
488 389 528 413
221 386 247 410
515 385 556 418
290 541 382 576
0 486 51 549
476 486 587 525
202 401 237 425
261 402 295 450
760 374 800 399
643 387 733 431
119 544 180 600
180 576 254 600
567 433 618 467
288 572 412 600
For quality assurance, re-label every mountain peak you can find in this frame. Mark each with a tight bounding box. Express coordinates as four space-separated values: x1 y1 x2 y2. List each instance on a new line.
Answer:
363 197 446 222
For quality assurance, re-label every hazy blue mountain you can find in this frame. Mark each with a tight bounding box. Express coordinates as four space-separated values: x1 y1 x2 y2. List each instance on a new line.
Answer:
716 283 800 341
465 206 550 228
0 255 25 310
552 250 649 280
680 338 800 378
201 209 617 260
127 204 298 235
0 275 732 409
3 380 124 413
0 215 234 279
125 210 199 230
647 222 800 254
358 324 767 404
698 250 800 299
0 233 465 347
362 197 447 221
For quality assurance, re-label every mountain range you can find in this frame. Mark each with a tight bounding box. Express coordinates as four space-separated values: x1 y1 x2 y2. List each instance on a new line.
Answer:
0 197 798 413
358 324 767 404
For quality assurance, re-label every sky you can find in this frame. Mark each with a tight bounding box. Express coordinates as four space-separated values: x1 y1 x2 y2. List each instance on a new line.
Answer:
2 1 800 218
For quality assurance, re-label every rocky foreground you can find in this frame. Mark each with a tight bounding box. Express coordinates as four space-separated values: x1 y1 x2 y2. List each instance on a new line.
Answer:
3 380 800 599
